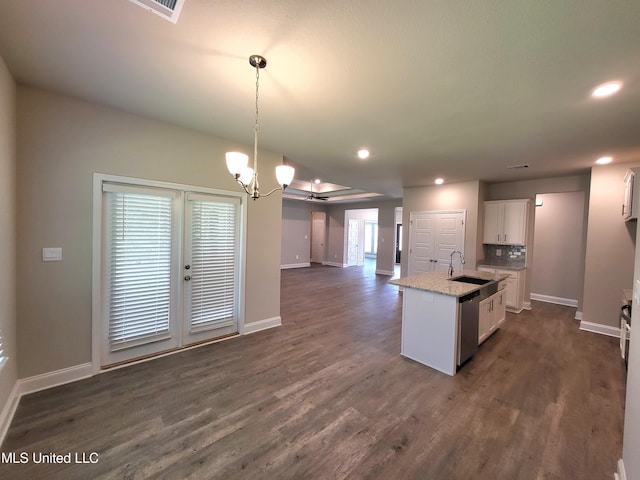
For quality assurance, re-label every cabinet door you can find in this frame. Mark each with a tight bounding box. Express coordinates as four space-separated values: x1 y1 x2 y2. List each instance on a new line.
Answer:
494 290 506 326
504 277 518 308
502 201 527 245
483 202 503 244
478 297 492 344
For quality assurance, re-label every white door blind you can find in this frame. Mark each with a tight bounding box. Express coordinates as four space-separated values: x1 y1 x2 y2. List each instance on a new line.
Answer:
106 190 173 351
188 195 239 333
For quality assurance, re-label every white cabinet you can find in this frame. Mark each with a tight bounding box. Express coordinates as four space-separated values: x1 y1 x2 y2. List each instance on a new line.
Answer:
477 267 525 313
478 288 507 344
483 200 529 245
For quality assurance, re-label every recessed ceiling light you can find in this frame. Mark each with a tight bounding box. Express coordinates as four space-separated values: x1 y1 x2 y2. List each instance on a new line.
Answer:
595 156 613 165
357 149 370 160
591 81 623 98
435 178 444 185
314 178 321 184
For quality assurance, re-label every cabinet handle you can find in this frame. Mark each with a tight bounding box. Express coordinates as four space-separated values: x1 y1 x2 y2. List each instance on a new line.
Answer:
504 234 507 242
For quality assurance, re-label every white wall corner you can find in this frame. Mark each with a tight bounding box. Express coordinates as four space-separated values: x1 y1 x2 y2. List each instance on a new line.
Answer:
579 320 621 338
0 381 20 447
575 310 583 321
242 316 282 335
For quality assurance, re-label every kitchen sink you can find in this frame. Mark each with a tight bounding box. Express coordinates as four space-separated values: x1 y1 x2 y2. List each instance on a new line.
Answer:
450 275 493 286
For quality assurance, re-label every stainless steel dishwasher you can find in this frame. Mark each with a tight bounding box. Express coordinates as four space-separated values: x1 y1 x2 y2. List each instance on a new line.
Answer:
457 283 497 366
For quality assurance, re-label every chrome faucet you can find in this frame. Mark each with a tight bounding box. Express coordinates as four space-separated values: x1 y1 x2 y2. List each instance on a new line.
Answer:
448 250 465 278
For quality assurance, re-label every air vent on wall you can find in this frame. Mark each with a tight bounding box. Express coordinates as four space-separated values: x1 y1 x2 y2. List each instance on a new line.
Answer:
506 164 529 170
127 0 185 23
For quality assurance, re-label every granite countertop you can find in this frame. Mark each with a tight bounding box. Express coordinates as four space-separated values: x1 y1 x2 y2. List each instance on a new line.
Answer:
390 269 510 298
477 263 527 271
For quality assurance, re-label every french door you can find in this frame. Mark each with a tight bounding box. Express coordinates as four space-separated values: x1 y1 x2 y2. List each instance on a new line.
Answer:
98 179 243 368
408 211 465 276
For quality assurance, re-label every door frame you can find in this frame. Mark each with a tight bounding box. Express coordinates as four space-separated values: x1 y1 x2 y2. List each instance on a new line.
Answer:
91 173 247 374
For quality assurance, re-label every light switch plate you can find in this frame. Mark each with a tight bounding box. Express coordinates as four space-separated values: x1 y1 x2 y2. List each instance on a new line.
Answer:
42 247 62 262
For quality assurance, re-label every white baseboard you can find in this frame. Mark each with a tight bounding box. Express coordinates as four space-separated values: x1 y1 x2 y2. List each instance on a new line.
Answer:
242 316 282 335
615 458 626 480
575 310 583 321
18 362 93 397
0 381 20 448
579 320 621 338
323 261 347 268
523 301 532 310
530 293 578 308
375 269 394 276
281 262 310 269
1 362 93 446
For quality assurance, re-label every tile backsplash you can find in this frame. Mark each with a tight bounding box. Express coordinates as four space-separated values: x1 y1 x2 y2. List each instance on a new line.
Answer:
482 244 526 268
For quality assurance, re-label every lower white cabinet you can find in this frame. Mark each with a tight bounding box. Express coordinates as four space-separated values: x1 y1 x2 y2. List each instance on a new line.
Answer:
478 288 507 344
477 266 525 313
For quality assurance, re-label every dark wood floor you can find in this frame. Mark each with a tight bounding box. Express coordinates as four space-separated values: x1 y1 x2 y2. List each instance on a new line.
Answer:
1 264 626 479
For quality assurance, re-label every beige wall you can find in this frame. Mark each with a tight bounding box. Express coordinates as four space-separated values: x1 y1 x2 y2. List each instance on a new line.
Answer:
531 192 585 302
402 181 482 277
325 200 402 274
582 163 637 328
487 174 590 309
281 200 326 266
0 58 17 422
16 87 283 378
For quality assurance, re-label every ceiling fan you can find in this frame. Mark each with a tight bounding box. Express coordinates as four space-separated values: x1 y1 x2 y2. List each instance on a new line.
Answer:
307 181 329 201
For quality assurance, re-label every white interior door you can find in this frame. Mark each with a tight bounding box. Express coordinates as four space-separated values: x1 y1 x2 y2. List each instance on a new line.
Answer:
409 211 465 276
311 211 326 263
433 212 465 272
408 213 435 276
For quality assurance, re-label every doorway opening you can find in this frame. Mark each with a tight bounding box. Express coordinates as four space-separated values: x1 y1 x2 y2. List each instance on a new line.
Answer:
344 208 379 275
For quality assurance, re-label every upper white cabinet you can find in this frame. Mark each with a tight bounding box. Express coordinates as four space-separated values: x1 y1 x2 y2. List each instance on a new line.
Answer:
483 199 530 245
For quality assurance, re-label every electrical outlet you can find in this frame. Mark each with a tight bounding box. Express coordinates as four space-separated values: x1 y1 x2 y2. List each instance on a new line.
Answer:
496 249 502 256
296 255 299 260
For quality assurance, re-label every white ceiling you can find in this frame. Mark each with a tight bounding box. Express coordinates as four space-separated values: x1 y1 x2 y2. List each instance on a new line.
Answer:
1 0 639 200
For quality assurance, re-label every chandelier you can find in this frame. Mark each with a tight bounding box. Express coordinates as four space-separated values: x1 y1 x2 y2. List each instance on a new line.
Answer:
225 55 295 200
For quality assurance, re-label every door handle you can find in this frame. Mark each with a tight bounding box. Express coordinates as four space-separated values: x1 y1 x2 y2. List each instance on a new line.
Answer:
184 275 191 281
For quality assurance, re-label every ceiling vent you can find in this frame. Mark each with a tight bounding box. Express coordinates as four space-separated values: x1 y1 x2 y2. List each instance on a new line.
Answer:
127 0 185 23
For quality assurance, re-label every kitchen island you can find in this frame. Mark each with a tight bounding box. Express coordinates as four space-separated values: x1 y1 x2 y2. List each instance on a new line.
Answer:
390 269 509 376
